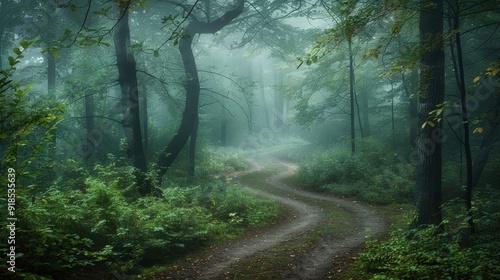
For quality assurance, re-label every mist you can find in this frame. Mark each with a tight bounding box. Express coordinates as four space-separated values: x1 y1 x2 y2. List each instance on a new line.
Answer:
1 0 499 279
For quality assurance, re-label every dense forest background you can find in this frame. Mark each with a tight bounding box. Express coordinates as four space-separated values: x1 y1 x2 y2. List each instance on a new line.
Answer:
0 0 499 279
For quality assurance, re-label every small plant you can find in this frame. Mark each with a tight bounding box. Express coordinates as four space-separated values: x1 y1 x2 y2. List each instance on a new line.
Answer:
196 146 250 178
0 157 280 277
351 189 500 279
294 138 414 204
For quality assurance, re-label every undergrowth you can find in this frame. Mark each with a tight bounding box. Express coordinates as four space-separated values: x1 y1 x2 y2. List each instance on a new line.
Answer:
0 148 279 279
293 138 414 204
351 188 500 279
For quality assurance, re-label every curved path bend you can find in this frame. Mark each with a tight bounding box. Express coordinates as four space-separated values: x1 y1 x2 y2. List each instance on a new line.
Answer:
166 151 385 280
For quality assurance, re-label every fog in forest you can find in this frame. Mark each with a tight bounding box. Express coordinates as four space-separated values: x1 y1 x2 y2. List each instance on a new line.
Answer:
1 0 499 279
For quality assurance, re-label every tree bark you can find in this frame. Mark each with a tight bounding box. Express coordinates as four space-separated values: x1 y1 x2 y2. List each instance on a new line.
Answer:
47 49 56 94
113 5 151 195
156 0 244 180
188 115 198 177
471 122 500 188
259 63 271 129
84 91 94 165
451 4 475 233
141 81 148 157
361 91 370 137
274 72 284 129
221 99 227 146
348 38 356 154
0 35 3 71
402 70 419 147
416 0 444 227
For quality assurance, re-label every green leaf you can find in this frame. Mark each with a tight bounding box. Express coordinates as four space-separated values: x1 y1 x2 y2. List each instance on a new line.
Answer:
8 56 17 66
19 40 30 49
13 47 22 56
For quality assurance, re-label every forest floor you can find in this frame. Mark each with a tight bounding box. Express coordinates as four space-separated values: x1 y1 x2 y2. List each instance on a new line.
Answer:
154 149 387 280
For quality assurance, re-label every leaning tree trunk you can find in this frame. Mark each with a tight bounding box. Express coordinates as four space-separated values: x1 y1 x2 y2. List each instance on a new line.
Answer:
156 0 244 180
188 115 199 177
114 4 152 196
416 0 444 227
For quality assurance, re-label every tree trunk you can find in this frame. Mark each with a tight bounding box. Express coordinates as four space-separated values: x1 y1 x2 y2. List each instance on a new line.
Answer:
416 0 444 227
471 122 500 188
274 71 284 129
156 0 244 181
221 99 227 146
361 91 370 137
188 115 199 177
451 4 475 233
141 81 148 157
0 36 3 71
246 61 254 135
47 49 56 94
348 38 356 154
402 70 419 147
84 91 94 165
113 5 152 196
259 63 271 129
156 30 199 180
46 30 57 172
391 83 395 142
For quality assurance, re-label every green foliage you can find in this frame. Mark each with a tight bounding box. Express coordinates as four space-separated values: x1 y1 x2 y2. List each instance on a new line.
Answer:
0 160 278 277
196 146 250 178
294 138 414 204
352 190 500 279
1 41 65 173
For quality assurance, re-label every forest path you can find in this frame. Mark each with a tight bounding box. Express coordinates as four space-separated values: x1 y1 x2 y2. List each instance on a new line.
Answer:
163 149 386 279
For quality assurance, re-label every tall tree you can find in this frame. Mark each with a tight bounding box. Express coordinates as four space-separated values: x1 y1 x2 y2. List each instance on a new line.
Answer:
448 0 475 233
348 36 356 153
156 0 244 180
415 0 444 227
274 71 284 129
113 1 151 195
402 69 419 147
258 63 271 129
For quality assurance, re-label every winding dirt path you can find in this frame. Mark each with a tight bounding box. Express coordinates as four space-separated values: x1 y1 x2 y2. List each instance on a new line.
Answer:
164 151 386 279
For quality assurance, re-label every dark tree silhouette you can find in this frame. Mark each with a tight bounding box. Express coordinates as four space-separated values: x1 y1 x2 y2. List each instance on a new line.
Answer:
416 0 444 227
113 2 151 195
156 0 245 180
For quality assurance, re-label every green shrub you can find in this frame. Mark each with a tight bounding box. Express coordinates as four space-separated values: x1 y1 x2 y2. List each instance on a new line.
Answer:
352 190 500 279
0 163 280 277
197 146 250 178
294 138 414 204
353 225 499 279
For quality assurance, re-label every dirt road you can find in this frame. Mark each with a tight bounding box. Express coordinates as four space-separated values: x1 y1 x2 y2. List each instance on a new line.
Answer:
163 151 385 279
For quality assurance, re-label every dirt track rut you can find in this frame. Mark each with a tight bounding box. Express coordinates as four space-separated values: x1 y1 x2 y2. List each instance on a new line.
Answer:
169 152 385 279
